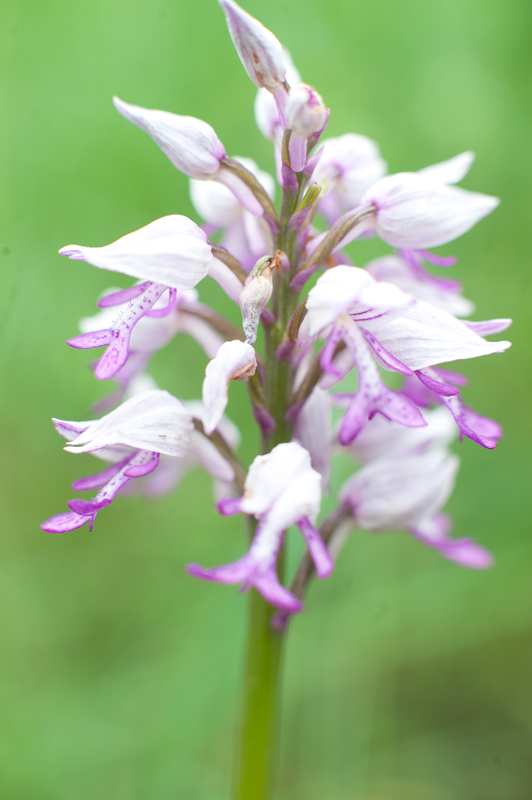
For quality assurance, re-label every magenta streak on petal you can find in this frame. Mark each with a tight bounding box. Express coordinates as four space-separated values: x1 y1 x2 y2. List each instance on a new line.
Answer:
417 250 457 267
97 282 152 308
319 324 344 376
442 394 502 449
94 282 168 380
59 246 85 260
297 516 334 579
410 514 493 569
415 369 459 397
464 319 513 336
64 449 155 529
145 288 177 318
361 329 413 376
338 317 426 445
124 451 160 477
401 249 462 292
418 367 501 448
217 497 244 516
41 510 92 533
67 330 111 349
351 312 388 322
71 457 132 491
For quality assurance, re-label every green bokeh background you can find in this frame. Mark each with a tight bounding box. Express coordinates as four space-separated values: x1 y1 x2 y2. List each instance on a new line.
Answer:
1 0 531 797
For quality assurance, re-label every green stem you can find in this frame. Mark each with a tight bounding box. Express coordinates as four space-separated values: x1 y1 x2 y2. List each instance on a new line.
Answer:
232 589 286 800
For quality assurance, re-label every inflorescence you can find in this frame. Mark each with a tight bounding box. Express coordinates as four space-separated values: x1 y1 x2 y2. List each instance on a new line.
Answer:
42 0 511 621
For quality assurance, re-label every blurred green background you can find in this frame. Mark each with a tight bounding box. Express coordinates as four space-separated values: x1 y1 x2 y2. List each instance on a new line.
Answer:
1 0 531 797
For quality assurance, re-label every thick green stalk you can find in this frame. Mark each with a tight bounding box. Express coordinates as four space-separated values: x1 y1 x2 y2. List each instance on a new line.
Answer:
232 588 286 800
233 155 307 799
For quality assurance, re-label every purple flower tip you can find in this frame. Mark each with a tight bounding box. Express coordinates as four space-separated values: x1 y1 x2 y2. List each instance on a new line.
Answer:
41 510 91 533
59 246 84 260
216 497 243 516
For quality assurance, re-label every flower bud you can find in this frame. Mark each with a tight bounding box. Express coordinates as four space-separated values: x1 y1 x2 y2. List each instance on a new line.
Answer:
113 97 226 179
219 0 286 90
286 83 328 138
239 253 280 344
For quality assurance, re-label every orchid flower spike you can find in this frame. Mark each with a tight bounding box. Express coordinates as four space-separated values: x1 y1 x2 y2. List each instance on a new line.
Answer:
187 442 333 611
41 391 193 534
218 0 286 91
113 97 263 216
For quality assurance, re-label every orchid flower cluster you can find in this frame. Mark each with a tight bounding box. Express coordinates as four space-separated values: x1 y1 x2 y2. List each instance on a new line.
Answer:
42 0 511 621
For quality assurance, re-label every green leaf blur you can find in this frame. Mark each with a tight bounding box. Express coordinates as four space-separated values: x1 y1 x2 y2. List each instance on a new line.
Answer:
1 0 530 797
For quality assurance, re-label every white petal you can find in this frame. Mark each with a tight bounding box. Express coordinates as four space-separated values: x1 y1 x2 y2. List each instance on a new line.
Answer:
348 406 457 463
184 400 241 451
189 179 240 226
341 448 459 531
208 257 244 303
417 151 475 185
362 298 511 370
293 387 332 489
286 84 328 138
366 255 475 317
113 97 225 178
314 133 387 213
258 470 322 539
60 215 212 290
189 430 236 483
219 0 286 89
241 442 314 515
362 173 499 249
254 47 301 139
202 340 257 434
62 390 193 457
304 266 412 335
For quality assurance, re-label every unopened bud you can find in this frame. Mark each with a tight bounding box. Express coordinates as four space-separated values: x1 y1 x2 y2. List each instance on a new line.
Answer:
240 252 281 344
286 84 328 138
219 0 286 90
113 97 226 179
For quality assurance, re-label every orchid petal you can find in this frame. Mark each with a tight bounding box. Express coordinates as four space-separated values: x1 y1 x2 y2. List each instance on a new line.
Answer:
202 341 257 434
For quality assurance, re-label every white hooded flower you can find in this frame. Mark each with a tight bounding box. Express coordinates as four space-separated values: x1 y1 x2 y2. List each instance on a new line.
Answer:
218 0 286 90
202 340 257 434
60 215 212 290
